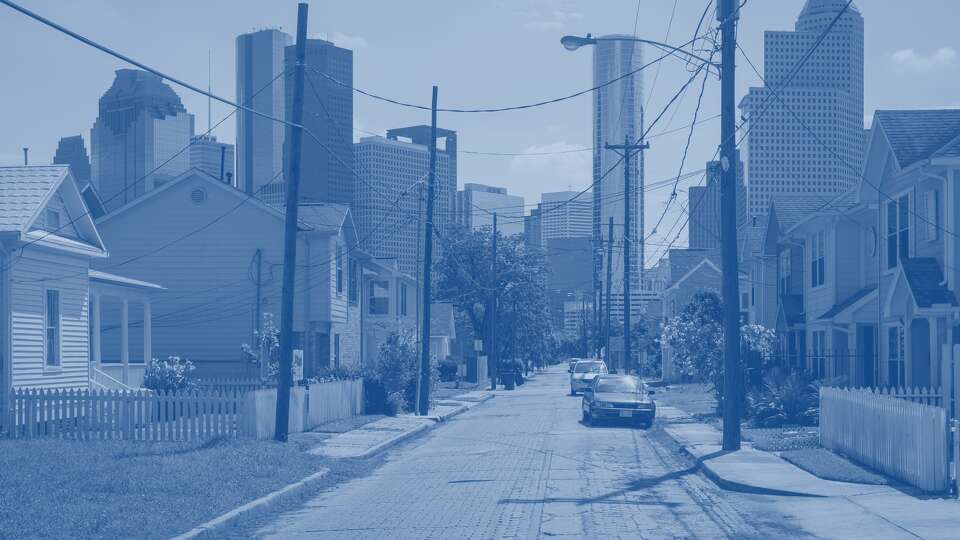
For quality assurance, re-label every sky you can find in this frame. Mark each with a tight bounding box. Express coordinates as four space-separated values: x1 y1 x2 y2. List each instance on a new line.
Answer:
1 0 958 266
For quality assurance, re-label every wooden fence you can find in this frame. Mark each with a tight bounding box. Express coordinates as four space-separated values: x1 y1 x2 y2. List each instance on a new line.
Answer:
820 387 950 492
4 388 245 442
844 385 943 407
197 377 271 394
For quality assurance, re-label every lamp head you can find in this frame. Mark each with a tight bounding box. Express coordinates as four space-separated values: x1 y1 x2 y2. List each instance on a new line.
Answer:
561 33 596 51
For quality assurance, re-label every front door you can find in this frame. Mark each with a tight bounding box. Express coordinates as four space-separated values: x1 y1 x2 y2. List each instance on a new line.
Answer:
857 325 876 387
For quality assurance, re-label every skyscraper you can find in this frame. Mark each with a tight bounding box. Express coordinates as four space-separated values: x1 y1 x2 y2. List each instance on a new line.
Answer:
91 69 194 211
236 29 291 197
456 183 525 237
189 134 235 184
739 0 864 221
354 135 451 277
386 125 458 236
52 135 91 187
286 38 353 204
593 36 644 320
540 191 592 243
688 156 746 249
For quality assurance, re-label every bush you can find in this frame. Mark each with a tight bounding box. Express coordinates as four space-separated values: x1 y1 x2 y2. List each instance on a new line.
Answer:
746 372 819 427
308 365 362 384
385 392 406 417
438 360 458 382
143 356 197 393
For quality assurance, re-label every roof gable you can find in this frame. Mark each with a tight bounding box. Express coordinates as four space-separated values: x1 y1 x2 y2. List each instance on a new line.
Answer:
874 109 960 169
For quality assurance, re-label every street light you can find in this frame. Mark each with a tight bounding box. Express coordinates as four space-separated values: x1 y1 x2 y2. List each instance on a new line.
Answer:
560 33 720 69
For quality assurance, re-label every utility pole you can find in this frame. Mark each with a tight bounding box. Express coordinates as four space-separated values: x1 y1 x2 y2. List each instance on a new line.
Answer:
719 0 742 451
605 217 614 370
274 2 308 442
414 181 423 415
254 249 263 379
417 86 439 416
605 135 648 374
488 212 499 390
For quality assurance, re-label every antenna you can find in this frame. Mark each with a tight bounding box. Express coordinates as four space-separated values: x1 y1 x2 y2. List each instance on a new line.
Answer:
207 49 212 134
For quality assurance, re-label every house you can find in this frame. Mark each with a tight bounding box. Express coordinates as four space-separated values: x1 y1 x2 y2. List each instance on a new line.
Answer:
659 248 749 382
94 168 365 378
853 110 960 389
360 255 417 367
0 166 160 405
429 302 457 366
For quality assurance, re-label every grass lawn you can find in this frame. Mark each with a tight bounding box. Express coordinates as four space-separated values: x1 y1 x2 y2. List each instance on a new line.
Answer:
653 383 718 417
0 437 327 539
781 448 889 485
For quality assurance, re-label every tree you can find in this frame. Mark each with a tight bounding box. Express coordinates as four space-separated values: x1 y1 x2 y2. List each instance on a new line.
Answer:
661 291 775 411
435 225 554 369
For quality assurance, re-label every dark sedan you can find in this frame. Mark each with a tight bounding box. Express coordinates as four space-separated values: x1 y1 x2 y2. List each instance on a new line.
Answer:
581 375 656 428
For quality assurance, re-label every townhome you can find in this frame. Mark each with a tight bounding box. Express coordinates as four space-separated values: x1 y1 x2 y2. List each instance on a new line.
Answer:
359 255 417 367
857 110 960 390
93 168 366 378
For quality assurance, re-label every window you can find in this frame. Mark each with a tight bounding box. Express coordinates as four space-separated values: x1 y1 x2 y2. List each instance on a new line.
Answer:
334 334 341 369
348 259 358 304
887 326 905 387
336 247 343 295
45 290 60 367
886 195 909 269
810 230 825 287
918 189 939 242
779 251 791 296
400 283 408 316
810 330 826 379
369 281 389 315
45 209 60 231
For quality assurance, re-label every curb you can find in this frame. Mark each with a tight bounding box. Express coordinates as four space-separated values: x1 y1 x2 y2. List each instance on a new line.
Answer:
352 421 432 459
172 468 330 540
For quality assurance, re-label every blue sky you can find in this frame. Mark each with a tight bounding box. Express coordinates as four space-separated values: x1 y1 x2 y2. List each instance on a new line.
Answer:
1 0 957 260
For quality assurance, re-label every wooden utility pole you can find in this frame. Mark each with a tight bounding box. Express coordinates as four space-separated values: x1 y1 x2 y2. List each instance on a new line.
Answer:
488 213 499 390
605 217 614 370
719 0 742 451
605 135 648 374
417 86 439 416
274 2 308 442
414 181 423 415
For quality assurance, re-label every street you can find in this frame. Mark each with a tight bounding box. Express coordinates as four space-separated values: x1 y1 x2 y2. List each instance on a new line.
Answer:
252 369 806 539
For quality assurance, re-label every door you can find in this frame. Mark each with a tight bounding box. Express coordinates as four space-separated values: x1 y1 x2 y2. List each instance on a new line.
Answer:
857 325 876 388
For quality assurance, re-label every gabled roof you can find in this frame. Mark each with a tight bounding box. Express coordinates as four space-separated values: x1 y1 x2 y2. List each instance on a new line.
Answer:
297 203 350 234
0 165 106 255
784 188 859 235
901 257 957 308
769 195 836 234
818 285 876 320
874 109 960 169
430 303 456 338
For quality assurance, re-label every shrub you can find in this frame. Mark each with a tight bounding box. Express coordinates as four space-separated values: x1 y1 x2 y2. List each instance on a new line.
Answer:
308 365 362 384
366 333 419 413
143 356 197 393
438 359 458 382
385 392 406 417
746 372 819 427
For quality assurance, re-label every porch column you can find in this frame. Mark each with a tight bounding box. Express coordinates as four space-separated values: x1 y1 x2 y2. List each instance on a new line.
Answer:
847 327 857 386
121 299 129 385
143 299 152 366
91 293 101 365
930 315 941 389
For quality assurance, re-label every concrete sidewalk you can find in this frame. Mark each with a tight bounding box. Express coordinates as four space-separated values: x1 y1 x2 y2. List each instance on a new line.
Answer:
310 392 494 459
658 404 960 539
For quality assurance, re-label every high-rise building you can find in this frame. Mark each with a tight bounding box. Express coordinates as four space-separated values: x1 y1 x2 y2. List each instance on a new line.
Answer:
189 134 235 184
236 29 291 197
455 183 525 237
386 125 458 235
688 156 746 249
52 135 91 187
739 0 864 221
91 69 194 211
285 38 353 205
540 190 591 243
354 136 451 277
524 207 543 250
593 36 644 321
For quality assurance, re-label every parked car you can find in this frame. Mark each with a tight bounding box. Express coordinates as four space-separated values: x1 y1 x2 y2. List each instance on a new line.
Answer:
569 360 607 395
568 359 581 373
581 374 656 428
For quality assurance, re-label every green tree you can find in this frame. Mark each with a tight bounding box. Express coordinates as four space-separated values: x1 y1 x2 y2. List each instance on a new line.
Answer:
435 225 554 369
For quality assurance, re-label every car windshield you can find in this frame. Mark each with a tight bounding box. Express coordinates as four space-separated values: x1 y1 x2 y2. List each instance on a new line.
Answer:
595 379 641 394
574 362 603 373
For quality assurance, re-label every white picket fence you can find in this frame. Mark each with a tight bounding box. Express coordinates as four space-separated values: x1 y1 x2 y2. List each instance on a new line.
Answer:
820 387 950 492
845 385 943 407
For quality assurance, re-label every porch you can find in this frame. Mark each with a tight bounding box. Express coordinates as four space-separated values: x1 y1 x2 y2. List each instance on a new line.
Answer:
88 270 164 390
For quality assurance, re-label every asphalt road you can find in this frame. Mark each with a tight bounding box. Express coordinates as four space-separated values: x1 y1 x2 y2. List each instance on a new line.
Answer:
253 368 809 539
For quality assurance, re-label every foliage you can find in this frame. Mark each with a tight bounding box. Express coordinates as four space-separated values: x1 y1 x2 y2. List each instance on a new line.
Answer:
365 331 438 414
434 225 555 367
307 365 363 384
385 392 407 417
241 312 280 381
661 291 777 409
745 372 820 427
143 356 197 393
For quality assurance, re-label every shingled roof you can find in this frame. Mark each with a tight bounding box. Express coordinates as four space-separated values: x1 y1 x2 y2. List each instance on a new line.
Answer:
874 109 960 169
0 166 69 233
901 257 957 308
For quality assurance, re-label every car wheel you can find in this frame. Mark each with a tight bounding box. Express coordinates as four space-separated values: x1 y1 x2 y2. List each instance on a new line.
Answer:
582 410 590 424
570 388 577 396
